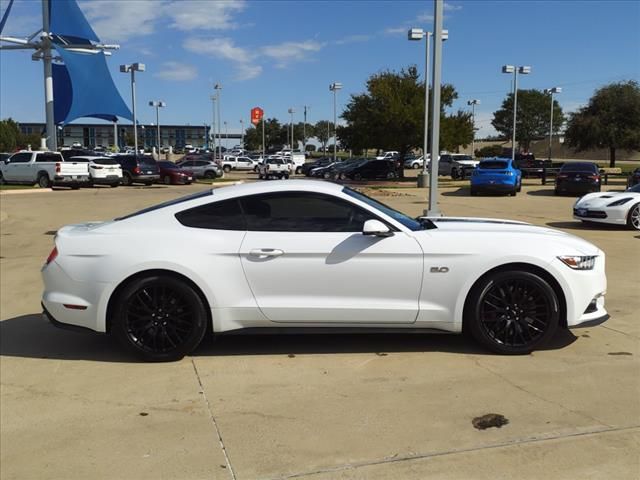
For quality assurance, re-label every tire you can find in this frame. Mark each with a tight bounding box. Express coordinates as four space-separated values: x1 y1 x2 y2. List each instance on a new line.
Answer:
295 167 302 175
354 173 362 181
516 179 522 192
509 189 517 197
163 176 171 185
465 270 559 355
204 170 216 179
70 185 80 190
554 189 560 196
110 183 119 188
38 174 51 188
112 274 208 362
0 173 4 185
412 163 420 169
284 173 289 179
223 165 231 173
258 173 264 180
627 203 640 231
451 168 460 180
323 172 331 179
122 173 133 186
470 187 478 196
386 172 397 180
144 182 152 186
254 166 259 172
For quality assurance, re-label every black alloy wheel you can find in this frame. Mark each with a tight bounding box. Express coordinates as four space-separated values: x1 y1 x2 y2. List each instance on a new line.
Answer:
204 170 216 179
466 270 559 354
113 275 207 361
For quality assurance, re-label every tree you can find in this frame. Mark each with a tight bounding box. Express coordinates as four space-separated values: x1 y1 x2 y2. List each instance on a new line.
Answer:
492 89 565 151
314 120 334 153
475 144 503 158
243 118 287 151
564 81 640 167
0 118 20 152
337 66 472 174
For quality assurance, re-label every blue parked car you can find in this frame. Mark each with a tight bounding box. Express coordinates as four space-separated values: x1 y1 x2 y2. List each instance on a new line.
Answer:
470 157 522 196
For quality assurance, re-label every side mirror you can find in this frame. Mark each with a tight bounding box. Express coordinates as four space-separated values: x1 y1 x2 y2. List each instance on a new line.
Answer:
363 219 394 237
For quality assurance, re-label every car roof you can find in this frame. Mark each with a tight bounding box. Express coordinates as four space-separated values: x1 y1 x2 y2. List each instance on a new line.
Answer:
69 155 112 160
213 179 344 199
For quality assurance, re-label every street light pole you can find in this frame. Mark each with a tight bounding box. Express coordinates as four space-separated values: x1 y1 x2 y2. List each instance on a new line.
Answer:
240 119 244 149
502 65 531 161
210 95 217 155
467 99 480 156
288 108 295 151
214 83 222 158
120 63 145 154
544 87 561 161
148 101 165 155
329 82 342 162
224 121 228 151
303 105 310 153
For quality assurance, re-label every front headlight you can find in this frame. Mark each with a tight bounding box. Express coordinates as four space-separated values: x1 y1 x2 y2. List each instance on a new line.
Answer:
558 255 597 270
607 197 632 207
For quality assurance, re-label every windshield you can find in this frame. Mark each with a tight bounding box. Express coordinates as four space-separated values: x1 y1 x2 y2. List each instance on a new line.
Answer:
159 161 179 169
115 190 213 221
479 160 508 169
627 184 640 193
139 156 157 166
342 187 434 231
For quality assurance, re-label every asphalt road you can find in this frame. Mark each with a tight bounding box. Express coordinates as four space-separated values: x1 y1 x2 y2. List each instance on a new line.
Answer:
1 176 638 480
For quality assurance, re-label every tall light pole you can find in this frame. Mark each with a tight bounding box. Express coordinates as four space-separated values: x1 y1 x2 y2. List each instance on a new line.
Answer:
467 99 480 156
240 119 245 149
148 100 165 154
288 108 295 151
223 121 228 151
502 65 531 161
408 28 449 184
303 105 310 153
210 95 217 154
120 63 145 154
329 82 342 162
214 83 222 157
544 87 562 161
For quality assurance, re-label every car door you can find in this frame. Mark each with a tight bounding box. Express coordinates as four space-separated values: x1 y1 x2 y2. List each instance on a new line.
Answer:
4 152 32 181
438 155 452 175
237 157 253 170
238 191 423 324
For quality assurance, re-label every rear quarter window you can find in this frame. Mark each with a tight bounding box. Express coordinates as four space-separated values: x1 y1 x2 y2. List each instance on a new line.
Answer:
175 198 245 230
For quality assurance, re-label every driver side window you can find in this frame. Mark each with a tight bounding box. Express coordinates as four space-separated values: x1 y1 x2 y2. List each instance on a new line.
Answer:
239 192 378 232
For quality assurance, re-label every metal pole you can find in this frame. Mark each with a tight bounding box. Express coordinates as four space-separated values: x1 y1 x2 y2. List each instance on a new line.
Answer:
290 111 294 151
471 103 475 156
240 120 244 148
303 106 308 153
42 0 56 151
333 89 337 163
548 92 554 161
210 96 216 155
113 121 118 152
156 106 160 153
427 0 444 216
511 69 518 162
261 119 265 160
422 32 431 176
131 69 138 154
224 121 228 150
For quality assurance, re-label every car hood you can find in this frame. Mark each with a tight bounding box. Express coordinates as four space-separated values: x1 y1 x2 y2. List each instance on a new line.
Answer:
575 191 639 208
419 216 600 255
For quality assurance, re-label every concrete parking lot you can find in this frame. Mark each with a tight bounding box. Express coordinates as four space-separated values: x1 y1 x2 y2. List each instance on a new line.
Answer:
1 175 638 480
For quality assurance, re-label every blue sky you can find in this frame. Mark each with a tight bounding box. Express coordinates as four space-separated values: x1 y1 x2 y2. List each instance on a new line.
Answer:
1 0 639 138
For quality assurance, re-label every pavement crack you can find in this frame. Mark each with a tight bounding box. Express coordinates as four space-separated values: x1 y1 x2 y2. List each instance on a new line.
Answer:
270 425 640 480
601 325 639 340
191 358 237 480
472 358 611 428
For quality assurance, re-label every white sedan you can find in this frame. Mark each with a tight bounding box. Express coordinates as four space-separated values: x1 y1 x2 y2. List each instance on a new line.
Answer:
573 184 640 230
42 180 608 361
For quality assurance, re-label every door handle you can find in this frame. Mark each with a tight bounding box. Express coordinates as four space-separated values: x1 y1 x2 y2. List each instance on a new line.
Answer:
249 248 284 258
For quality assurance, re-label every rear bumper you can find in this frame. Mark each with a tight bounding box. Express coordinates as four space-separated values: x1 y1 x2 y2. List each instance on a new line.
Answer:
91 176 122 185
556 181 599 193
471 181 516 192
42 302 97 334
132 174 160 183
53 175 90 185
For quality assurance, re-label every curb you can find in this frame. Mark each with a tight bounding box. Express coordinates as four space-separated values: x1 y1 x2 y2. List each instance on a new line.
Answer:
0 188 53 196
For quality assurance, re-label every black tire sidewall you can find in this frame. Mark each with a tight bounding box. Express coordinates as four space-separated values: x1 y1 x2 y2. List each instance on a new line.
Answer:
38 174 51 188
112 275 208 362
465 270 559 354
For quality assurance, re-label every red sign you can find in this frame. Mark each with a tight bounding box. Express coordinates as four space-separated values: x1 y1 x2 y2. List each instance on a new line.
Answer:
251 107 264 125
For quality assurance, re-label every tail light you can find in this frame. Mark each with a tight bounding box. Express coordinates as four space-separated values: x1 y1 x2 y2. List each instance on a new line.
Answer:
45 246 58 265
55 162 61 173
589 174 600 181
133 166 141 174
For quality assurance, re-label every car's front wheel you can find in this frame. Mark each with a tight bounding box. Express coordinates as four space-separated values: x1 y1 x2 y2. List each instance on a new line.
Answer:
465 270 559 354
627 203 640 230
112 274 208 362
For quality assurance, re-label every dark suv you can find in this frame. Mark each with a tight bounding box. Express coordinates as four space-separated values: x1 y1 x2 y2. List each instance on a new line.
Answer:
113 155 160 186
344 160 398 181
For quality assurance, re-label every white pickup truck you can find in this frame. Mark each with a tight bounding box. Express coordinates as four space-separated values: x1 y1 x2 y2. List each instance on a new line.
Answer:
0 151 90 188
258 158 290 180
221 155 258 173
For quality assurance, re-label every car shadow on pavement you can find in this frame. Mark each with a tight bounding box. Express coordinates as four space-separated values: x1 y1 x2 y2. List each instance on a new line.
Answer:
0 314 578 362
546 221 628 231
0 314 132 362
526 189 559 196
441 187 470 197
195 329 578 358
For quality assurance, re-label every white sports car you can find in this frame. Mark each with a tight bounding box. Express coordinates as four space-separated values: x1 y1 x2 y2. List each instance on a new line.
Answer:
42 180 608 361
573 184 640 230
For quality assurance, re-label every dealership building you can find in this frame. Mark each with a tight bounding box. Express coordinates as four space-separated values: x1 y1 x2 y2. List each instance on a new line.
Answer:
18 122 241 150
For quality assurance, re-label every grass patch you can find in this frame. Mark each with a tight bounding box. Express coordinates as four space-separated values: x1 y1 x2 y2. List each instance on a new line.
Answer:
0 184 41 190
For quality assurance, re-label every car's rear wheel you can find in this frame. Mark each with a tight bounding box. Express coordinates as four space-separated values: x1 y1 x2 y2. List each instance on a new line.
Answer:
627 203 640 230
204 170 216 179
516 179 522 192
470 187 478 196
295 167 302 174
112 275 208 362
412 163 420 169
122 173 133 186
38 174 51 188
465 270 559 354
451 168 460 180
353 173 362 181
163 176 171 185
223 165 231 173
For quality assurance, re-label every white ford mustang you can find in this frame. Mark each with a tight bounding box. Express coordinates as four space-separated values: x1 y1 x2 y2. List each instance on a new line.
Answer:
573 183 640 230
42 180 608 361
